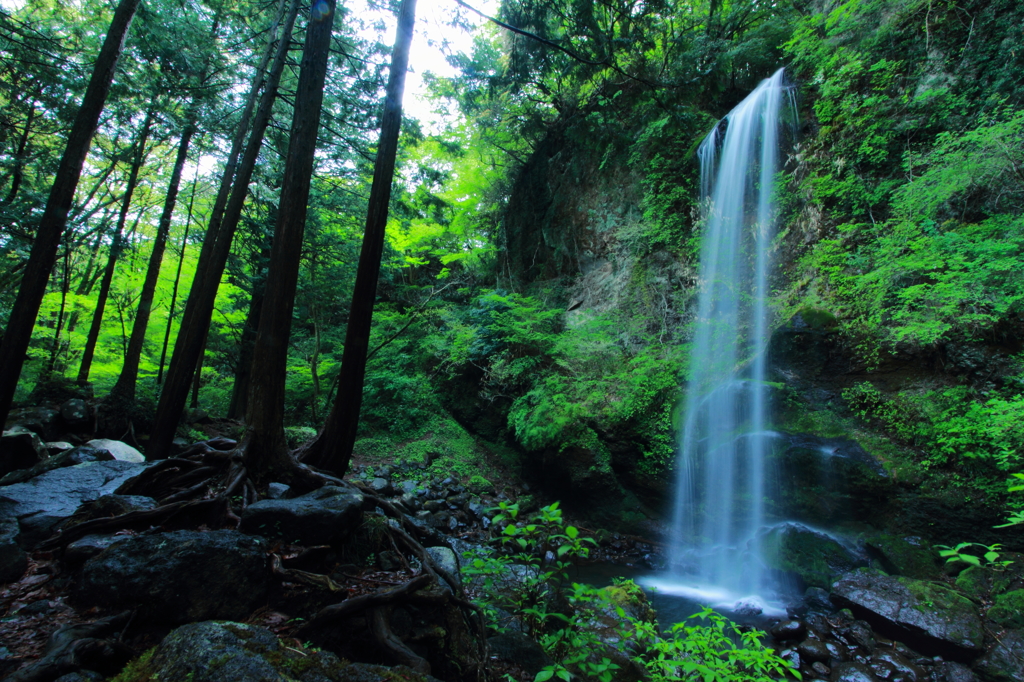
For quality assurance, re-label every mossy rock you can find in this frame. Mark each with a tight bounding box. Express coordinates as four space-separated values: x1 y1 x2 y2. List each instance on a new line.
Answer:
865 534 941 579
762 523 868 589
795 306 838 330
284 426 318 449
109 621 436 682
989 589 1024 629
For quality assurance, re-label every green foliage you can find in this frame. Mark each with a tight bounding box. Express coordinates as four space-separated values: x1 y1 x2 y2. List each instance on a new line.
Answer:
935 542 1012 569
843 382 1024 472
463 501 795 682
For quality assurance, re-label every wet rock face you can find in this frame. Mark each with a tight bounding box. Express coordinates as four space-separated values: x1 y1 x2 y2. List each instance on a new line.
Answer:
239 484 364 546
75 530 269 623
0 446 114 486
768 433 891 527
4 406 62 441
974 629 1024 682
830 569 984 660
127 621 434 682
762 522 869 590
0 460 147 548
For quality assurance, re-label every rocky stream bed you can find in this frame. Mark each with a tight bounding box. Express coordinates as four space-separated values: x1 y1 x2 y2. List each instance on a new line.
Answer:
2 402 1024 682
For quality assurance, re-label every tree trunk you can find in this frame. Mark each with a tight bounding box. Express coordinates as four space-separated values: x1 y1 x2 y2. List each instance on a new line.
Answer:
44 241 73 377
242 0 337 479
227 276 264 420
109 122 196 401
158 171 199 384
303 0 417 476
148 0 300 459
0 0 141 425
77 110 155 385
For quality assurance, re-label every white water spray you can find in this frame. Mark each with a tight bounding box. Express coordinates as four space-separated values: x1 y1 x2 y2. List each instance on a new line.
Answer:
662 68 795 612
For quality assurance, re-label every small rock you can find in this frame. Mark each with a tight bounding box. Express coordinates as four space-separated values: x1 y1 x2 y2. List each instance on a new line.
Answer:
45 442 74 455
370 477 391 494
16 599 55 616
377 550 402 571
771 619 807 641
85 439 145 463
265 482 290 500
64 534 130 567
780 648 801 670
871 649 924 682
805 586 833 611
830 661 876 682
426 546 460 583
798 639 831 663
423 499 445 513
812 661 831 677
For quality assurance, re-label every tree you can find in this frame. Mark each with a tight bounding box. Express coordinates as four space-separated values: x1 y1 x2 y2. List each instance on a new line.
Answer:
0 0 142 425
238 0 338 482
146 0 300 460
301 0 417 477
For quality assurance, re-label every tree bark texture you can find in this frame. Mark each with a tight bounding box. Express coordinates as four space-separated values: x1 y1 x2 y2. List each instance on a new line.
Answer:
304 0 417 476
0 0 141 425
242 0 337 478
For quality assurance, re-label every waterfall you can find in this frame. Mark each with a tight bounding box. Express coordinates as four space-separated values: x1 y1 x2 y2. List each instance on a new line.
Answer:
660 68 795 611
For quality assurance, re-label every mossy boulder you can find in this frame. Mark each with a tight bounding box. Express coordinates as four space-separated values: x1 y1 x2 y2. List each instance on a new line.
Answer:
865 534 941 579
762 522 868 589
110 621 437 682
831 569 983 660
988 589 1024 629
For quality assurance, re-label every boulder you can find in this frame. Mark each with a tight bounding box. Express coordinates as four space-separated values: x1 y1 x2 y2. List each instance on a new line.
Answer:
239 485 363 545
75 530 269 623
830 569 983 660
762 522 868 589
4 406 61 441
0 516 27 583
0 446 114 486
84 439 145 463
937 661 979 682
865 534 941 580
425 546 460 588
117 620 435 682
487 633 552 678
59 399 90 428
0 460 147 548
1 427 48 478
973 629 1024 682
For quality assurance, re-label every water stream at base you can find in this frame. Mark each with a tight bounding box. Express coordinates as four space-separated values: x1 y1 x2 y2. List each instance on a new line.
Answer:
645 68 796 616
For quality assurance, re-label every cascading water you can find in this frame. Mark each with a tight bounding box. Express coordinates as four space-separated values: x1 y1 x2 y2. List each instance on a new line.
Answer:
648 68 795 613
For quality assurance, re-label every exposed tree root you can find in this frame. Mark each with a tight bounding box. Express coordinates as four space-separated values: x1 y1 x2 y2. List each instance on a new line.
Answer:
5 611 134 682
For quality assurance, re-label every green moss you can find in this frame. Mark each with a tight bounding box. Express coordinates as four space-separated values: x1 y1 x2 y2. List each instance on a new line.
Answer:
797 306 838 330
108 648 157 682
955 566 992 602
989 589 1024 629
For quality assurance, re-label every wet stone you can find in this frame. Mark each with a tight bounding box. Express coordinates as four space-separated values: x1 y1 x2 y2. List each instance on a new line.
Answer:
812 662 831 677
772 619 807 641
830 661 877 682
799 639 832 663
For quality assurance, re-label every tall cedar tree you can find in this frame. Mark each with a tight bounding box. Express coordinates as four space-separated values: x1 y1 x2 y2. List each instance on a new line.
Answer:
147 0 299 459
240 0 336 479
302 0 416 476
76 108 155 385
0 0 142 425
